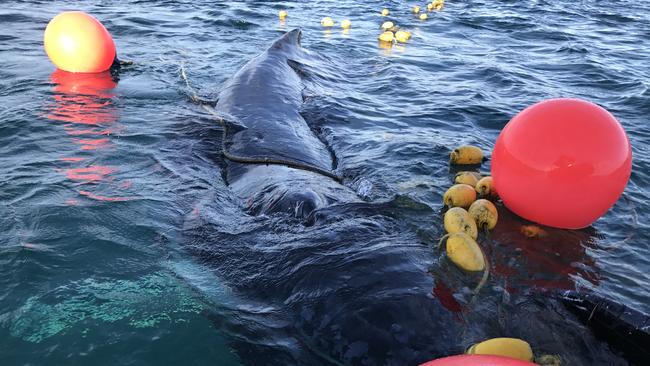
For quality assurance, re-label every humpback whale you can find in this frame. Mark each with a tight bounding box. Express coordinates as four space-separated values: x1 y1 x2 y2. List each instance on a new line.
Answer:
185 29 636 366
214 28 357 218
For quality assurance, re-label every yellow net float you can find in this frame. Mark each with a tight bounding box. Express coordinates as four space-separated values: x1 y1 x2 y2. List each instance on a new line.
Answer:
394 30 411 43
321 17 335 27
378 31 394 43
466 338 534 362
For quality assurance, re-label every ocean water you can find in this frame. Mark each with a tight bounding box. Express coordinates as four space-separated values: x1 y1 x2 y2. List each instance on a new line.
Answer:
1 1 649 365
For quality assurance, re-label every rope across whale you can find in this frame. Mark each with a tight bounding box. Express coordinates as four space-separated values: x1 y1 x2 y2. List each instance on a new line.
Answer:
181 64 344 184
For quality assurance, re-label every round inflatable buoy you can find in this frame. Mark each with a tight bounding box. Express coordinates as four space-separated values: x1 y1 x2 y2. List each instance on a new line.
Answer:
44 11 116 73
491 98 632 229
420 354 538 366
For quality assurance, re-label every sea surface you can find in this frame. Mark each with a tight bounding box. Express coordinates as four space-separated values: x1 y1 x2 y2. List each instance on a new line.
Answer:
1 1 649 365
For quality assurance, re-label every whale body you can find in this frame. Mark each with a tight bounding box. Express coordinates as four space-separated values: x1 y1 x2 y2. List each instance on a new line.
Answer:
187 29 632 366
215 29 356 218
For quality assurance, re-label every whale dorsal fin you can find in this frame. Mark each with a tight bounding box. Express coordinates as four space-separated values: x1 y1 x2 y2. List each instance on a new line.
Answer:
271 28 302 50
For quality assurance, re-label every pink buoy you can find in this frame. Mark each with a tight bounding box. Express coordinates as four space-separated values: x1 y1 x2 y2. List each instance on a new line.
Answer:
420 354 537 366
491 98 632 229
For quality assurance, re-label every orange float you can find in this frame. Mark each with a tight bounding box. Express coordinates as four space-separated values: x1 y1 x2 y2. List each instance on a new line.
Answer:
420 355 537 366
44 11 116 73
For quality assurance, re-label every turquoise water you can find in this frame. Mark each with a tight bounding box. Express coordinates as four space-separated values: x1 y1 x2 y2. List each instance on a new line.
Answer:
1 1 649 365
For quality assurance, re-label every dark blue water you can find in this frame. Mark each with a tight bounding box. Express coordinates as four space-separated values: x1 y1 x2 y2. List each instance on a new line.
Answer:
1 1 649 365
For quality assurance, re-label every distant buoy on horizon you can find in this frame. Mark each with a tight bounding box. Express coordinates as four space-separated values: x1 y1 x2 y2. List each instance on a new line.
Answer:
321 17 335 27
44 11 116 73
381 21 395 31
378 31 394 43
395 30 411 43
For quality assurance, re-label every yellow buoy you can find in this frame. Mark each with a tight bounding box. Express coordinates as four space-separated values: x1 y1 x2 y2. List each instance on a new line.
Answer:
321 17 334 27
278 10 287 20
444 207 478 239
413 6 421 14
454 171 481 186
442 232 485 272
475 176 495 198
381 8 390 16
378 31 394 43
44 11 116 73
468 199 498 230
419 13 428 20
443 184 477 209
380 21 395 31
432 0 445 10
427 3 434 11
341 19 351 29
450 145 483 165
467 338 534 362
394 30 411 43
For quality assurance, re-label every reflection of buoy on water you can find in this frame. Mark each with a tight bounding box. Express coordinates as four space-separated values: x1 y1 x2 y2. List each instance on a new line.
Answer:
50 69 117 97
48 69 118 138
44 11 116 73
